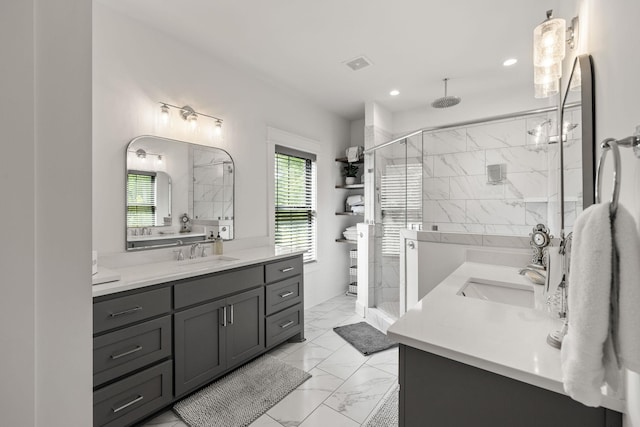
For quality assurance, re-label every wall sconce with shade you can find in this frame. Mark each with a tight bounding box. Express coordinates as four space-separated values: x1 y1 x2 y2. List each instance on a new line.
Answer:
157 102 223 137
533 10 579 98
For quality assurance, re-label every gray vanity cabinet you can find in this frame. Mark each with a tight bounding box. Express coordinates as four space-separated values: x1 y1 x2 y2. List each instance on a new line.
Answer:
398 345 622 427
93 254 304 427
173 286 265 397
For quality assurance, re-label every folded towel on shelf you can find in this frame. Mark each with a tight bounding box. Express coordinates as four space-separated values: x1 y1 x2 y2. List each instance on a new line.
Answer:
345 146 363 163
351 205 365 214
346 195 364 206
560 202 640 406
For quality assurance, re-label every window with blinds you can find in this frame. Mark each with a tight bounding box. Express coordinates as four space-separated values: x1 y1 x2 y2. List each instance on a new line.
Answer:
380 164 422 256
274 146 317 263
127 171 157 227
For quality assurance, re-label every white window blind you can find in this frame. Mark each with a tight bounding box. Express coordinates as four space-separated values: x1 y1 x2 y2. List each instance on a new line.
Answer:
127 171 157 227
380 164 422 256
274 147 317 263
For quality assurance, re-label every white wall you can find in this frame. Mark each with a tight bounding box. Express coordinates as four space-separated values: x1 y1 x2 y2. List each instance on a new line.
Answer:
93 4 352 307
587 0 640 424
0 1 93 426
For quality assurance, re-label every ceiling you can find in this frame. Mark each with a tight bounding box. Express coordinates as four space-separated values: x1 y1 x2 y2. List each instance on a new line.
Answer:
98 0 562 120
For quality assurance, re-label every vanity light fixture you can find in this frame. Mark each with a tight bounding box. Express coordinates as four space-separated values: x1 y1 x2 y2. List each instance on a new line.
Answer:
136 148 147 159
158 102 224 134
532 10 579 98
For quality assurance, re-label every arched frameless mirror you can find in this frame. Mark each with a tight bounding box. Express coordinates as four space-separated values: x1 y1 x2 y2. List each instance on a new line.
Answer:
125 135 235 250
559 54 595 233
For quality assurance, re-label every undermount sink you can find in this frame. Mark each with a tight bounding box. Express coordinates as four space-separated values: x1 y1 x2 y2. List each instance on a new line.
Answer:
177 255 239 266
457 278 534 308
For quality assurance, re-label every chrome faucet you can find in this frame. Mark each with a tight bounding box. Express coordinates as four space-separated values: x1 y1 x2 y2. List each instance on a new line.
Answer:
189 243 201 259
519 266 546 285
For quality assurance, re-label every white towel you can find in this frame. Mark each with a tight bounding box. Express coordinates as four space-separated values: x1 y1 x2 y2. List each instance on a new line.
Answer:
613 205 640 374
561 203 612 406
346 195 364 206
561 202 640 406
346 146 363 163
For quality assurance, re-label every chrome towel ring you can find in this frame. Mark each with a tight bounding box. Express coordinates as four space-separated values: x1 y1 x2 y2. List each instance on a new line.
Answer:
595 134 640 217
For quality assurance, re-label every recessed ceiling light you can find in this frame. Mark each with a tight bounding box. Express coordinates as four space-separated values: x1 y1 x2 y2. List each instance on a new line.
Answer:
390 89 400 96
503 58 518 67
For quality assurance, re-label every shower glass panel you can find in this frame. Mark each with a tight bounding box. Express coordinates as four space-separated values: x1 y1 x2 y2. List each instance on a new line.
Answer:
373 134 423 320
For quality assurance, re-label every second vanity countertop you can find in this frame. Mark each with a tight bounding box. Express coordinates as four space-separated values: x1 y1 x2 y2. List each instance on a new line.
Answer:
386 261 624 412
92 245 305 298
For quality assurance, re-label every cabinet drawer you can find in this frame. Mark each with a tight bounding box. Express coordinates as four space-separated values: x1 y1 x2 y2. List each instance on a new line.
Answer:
93 316 172 387
265 275 302 315
94 288 171 335
93 360 172 427
266 303 303 348
174 266 263 309
265 256 303 283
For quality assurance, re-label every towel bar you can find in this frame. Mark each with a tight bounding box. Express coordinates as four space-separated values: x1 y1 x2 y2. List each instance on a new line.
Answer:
595 134 640 216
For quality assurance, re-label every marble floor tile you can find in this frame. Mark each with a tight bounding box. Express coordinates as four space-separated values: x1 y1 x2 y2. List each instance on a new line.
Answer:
249 414 285 427
365 347 399 376
282 341 334 371
324 365 397 424
311 330 348 352
298 404 360 427
316 343 368 380
267 368 344 426
142 410 187 427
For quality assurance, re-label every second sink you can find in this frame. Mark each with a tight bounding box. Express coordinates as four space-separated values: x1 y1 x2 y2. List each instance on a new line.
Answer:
457 278 534 309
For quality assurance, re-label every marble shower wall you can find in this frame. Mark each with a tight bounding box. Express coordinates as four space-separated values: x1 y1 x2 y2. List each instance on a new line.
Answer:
422 107 581 236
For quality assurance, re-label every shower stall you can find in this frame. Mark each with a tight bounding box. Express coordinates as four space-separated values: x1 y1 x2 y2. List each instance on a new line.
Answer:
362 104 575 326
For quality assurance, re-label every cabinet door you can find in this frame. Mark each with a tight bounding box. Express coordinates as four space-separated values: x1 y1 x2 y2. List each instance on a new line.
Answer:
225 287 265 368
174 299 227 397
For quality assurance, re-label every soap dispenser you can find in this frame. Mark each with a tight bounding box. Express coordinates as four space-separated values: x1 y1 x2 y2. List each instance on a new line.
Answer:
214 233 223 255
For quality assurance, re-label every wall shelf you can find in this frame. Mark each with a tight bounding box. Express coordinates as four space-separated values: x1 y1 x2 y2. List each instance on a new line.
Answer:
336 238 357 244
336 212 363 216
335 184 364 189
335 156 364 164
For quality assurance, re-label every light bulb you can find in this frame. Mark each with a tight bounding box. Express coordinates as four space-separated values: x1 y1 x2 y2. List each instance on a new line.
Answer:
157 155 163 164
188 113 198 132
534 63 561 84
160 104 170 125
215 119 222 135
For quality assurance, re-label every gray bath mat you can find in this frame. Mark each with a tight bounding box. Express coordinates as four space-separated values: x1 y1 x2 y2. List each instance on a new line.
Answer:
173 354 311 427
333 321 397 356
363 384 399 427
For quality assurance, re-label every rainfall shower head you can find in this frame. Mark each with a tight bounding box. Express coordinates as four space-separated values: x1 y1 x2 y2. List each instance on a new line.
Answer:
431 78 461 109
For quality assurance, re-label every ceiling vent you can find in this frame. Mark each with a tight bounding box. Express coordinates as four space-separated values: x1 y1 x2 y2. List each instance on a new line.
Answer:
344 56 372 71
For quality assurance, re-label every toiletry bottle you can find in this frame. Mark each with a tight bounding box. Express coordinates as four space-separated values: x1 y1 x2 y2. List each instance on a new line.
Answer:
214 233 223 255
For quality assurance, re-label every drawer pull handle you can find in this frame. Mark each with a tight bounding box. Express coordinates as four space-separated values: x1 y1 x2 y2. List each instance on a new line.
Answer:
279 291 294 298
279 267 294 273
110 345 143 360
109 306 142 318
112 395 143 413
280 320 295 329
229 304 234 325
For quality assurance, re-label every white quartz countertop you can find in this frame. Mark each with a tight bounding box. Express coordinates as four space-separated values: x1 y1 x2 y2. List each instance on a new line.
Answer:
92 246 304 298
386 261 624 412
